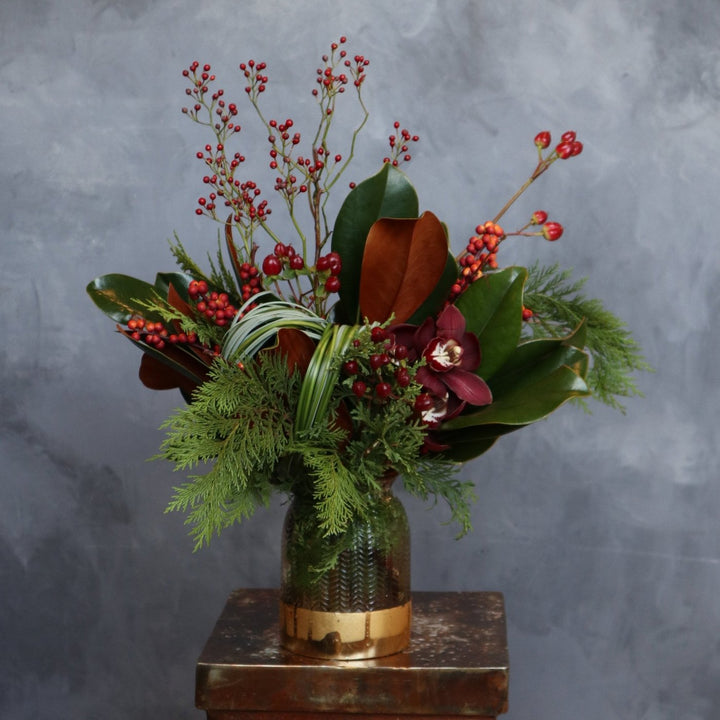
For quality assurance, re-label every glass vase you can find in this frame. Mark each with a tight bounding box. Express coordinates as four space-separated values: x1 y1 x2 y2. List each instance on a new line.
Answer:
279 475 411 660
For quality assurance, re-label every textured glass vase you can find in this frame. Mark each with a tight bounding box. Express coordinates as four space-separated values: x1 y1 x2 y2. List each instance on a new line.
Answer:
279 476 411 660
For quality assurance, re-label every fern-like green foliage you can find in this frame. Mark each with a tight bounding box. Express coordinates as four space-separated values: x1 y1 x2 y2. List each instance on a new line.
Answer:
160 353 301 549
523 262 652 411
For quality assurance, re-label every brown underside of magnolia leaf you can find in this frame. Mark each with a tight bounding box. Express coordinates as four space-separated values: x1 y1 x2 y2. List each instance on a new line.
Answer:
359 211 448 324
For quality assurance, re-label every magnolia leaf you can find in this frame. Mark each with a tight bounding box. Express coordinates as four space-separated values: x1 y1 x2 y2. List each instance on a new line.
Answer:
270 327 317 375
442 360 589 432
87 274 165 324
487 322 589 399
116 325 209 392
154 272 193 301
454 267 526 381
407 250 458 325
139 354 201 396
166 282 196 322
332 164 419 324
359 211 448 324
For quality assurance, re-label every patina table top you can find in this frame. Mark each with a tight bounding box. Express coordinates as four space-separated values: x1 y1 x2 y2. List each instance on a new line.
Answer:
196 588 509 719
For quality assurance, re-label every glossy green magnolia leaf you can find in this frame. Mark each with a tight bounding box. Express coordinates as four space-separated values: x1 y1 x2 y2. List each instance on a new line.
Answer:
332 164 419 324
487 321 588 399
87 273 166 324
359 212 448 324
154 272 193 301
454 267 526 381
442 327 590 444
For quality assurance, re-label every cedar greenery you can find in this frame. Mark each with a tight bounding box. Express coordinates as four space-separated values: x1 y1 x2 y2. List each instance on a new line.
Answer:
523 262 652 411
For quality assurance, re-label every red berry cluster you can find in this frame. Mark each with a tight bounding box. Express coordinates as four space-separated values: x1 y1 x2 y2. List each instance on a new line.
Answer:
311 37 369 101
239 59 268 98
316 251 342 293
528 209 564 241
343 327 412 401
535 129 583 159
125 316 221 359
182 62 241 134
383 122 420 166
188 279 238 327
261 243 305 275
195 148 270 223
448 222 505 302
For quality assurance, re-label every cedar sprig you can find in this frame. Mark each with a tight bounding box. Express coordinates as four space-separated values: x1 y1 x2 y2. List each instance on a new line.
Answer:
160 354 300 549
523 262 652 412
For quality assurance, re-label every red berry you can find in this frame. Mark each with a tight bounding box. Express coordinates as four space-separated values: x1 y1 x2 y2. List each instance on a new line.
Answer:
555 142 574 159
352 380 367 398
414 393 434 413
324 276 341 293
531 210 548 225
326 251 342 275
370 327 388 343
570 141 583 156
542 222 564 241
289 255 304 270
375 382 392 399
262 254 282 275
561 130 577 142
395 367 411 387
343 360 359 375
534 130 551 149
369 353 388 370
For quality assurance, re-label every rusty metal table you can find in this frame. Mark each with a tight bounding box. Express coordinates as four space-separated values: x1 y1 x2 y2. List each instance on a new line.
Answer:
196 588 509 719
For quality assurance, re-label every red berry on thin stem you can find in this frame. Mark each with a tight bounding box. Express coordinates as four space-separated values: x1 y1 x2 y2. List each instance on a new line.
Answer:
542 222 564 241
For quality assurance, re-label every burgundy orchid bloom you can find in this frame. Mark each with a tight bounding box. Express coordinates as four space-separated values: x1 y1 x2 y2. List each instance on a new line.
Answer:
391 305 492 424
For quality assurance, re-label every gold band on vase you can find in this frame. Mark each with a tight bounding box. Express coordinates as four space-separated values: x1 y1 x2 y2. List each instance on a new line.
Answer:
279 600 412 660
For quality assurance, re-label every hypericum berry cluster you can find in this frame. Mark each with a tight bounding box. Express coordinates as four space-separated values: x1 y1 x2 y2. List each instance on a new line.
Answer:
342 326 414 402
383 122 420 166
261 245 343 295
534 129 583 160
528 209 564 241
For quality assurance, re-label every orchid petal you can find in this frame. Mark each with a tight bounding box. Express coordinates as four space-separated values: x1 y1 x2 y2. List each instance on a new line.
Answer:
436 304 466 341
460 331 481 370
443 368 493 406
416 365 448 397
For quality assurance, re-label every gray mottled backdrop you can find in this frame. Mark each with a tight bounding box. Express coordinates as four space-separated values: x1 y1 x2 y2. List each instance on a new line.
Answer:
2 0 718 718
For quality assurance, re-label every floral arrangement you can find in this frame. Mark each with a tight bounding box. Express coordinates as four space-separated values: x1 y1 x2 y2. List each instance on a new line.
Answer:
88 38 647 550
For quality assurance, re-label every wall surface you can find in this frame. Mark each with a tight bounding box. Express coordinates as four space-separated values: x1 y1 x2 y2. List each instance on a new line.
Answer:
2 0 719 718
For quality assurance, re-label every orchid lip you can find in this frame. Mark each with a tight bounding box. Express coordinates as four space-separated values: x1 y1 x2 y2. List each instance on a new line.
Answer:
424 337 463 372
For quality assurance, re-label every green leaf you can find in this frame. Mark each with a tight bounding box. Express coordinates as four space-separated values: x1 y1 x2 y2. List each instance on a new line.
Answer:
154 272 193 301
441 330 590 434
87 273 166 324
295 324 356 435
332 164 419 324
454 267 526 381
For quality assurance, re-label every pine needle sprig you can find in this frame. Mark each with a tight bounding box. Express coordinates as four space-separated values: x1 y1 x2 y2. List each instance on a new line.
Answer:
523 262 652 412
